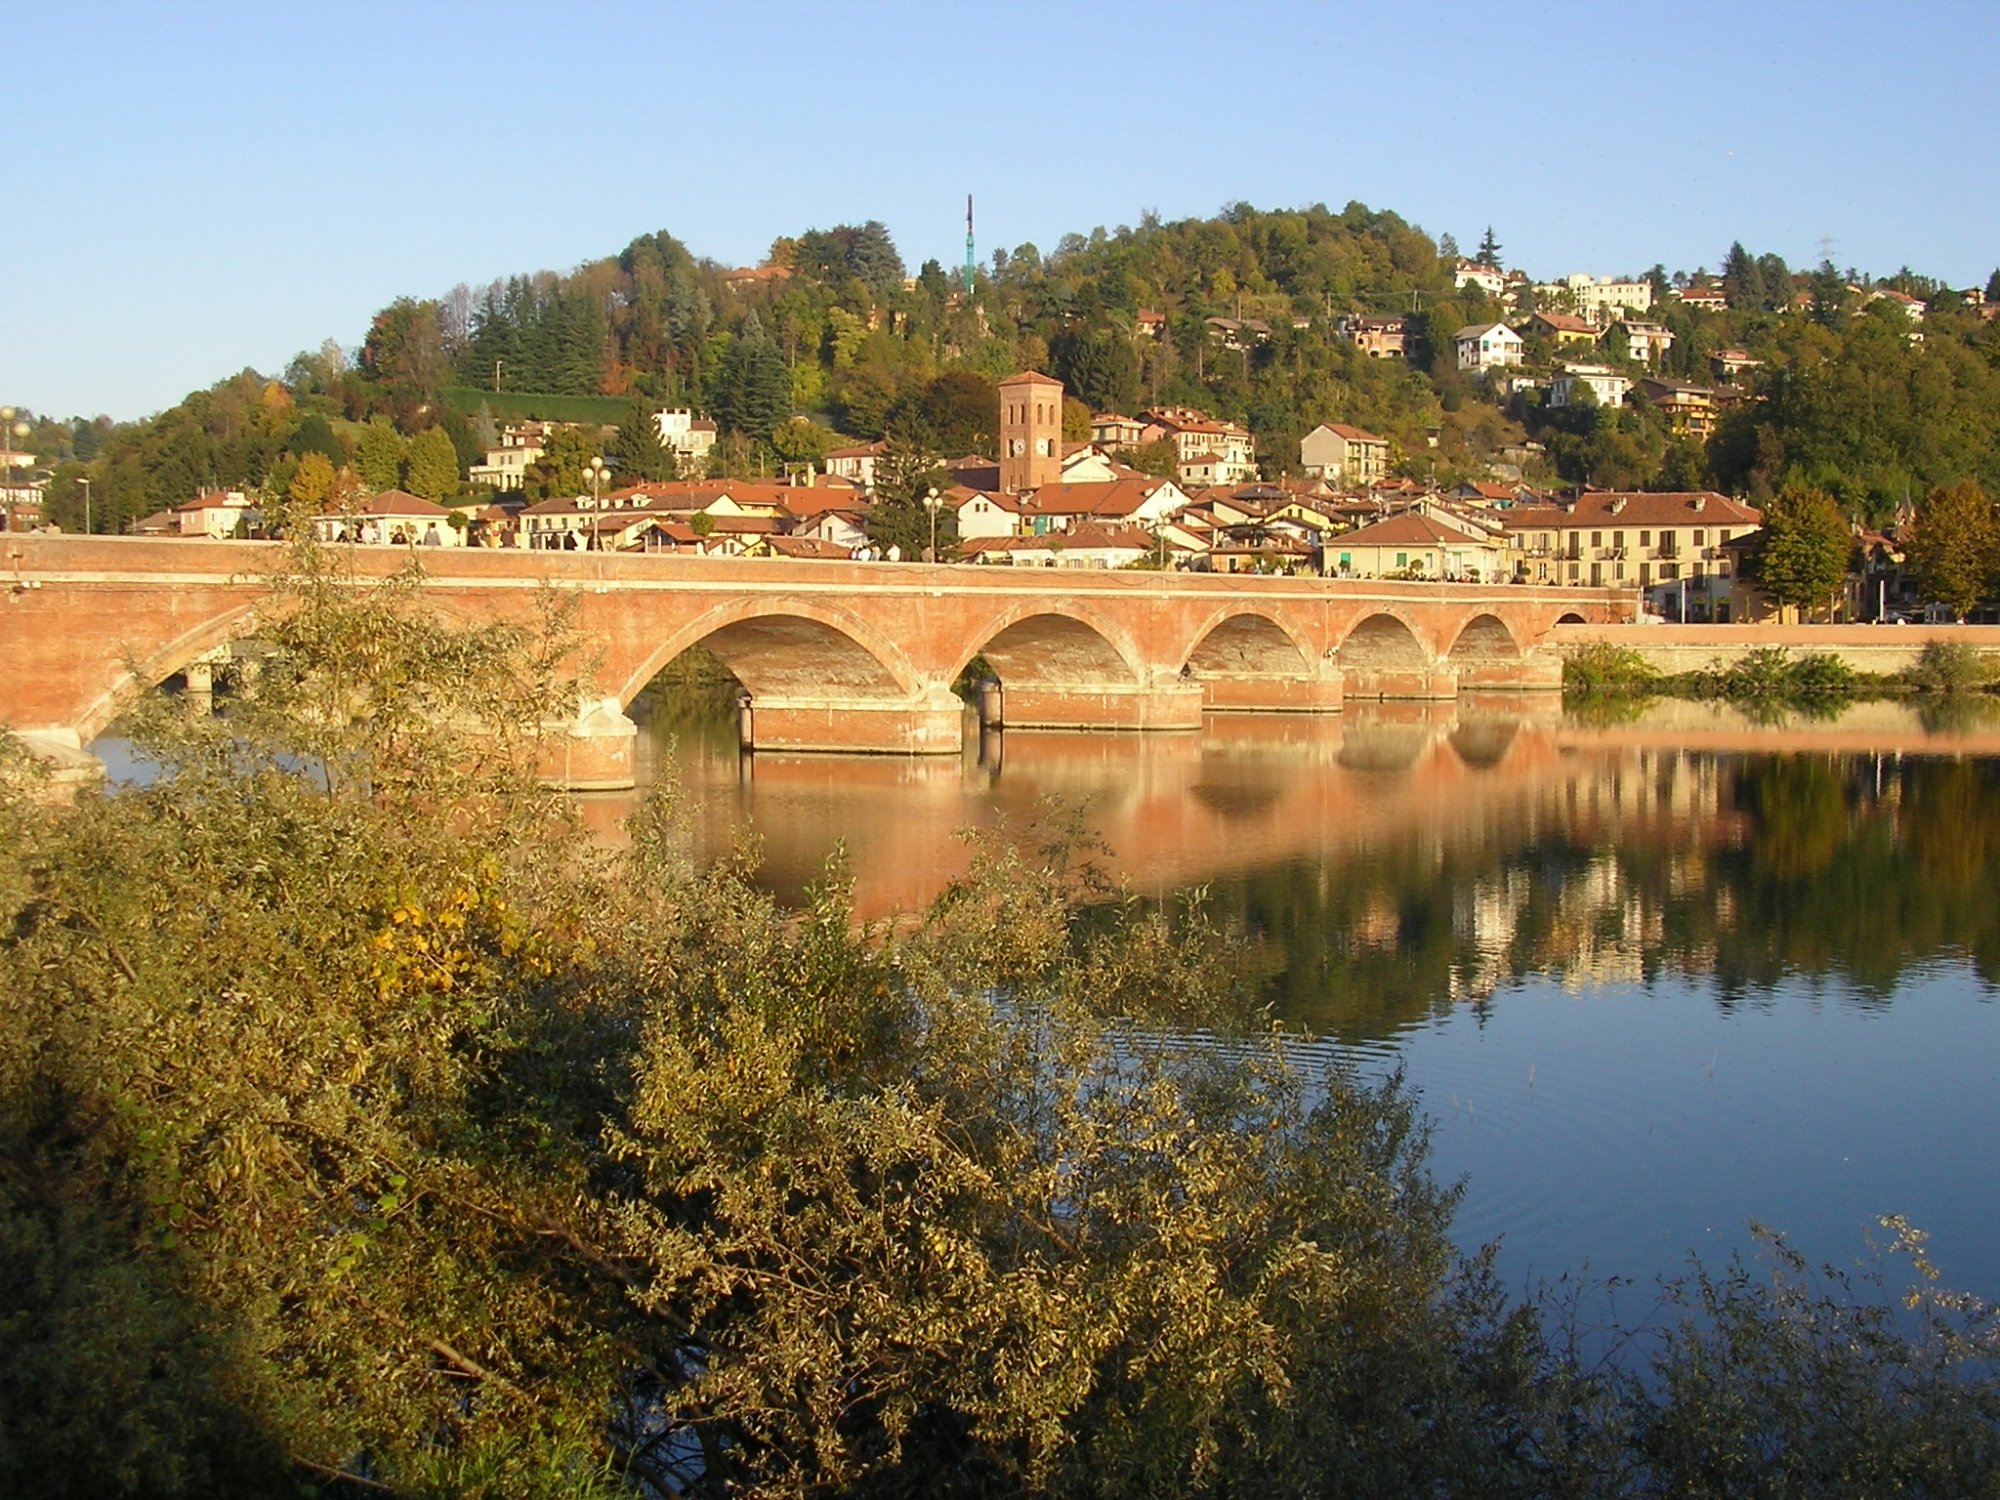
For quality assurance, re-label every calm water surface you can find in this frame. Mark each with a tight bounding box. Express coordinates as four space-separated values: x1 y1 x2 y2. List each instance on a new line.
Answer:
596 691 2000 1303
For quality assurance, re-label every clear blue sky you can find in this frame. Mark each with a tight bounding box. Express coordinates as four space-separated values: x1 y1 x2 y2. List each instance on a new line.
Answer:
5 0 1995 422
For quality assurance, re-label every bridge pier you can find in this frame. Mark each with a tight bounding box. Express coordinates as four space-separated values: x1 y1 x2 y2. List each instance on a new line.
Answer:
739 691 967 755
7 730 105 797
1197 673 1344 713
1342 665 1462 701
1453 650 1565 691
538 694 640 791
998 680 1205 732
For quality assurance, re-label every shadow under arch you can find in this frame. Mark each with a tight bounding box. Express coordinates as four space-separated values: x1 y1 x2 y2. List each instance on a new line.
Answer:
1182 608 1315 677
618 599 922 706
955 605 1144 690
1556 611 1589 625
1333 611 1433 700
1445 611 1523 664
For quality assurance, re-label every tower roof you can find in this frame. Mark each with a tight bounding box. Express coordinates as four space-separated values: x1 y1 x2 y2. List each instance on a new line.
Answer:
998 370 1063 387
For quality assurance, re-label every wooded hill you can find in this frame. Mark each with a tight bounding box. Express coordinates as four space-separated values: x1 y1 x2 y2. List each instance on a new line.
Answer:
20 203 2000 536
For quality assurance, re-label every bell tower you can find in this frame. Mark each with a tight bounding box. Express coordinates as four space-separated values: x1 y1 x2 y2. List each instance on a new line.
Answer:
997 370 1064 494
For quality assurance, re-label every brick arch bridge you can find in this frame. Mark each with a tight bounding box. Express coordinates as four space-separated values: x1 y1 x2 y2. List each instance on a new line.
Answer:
3 536 1631 787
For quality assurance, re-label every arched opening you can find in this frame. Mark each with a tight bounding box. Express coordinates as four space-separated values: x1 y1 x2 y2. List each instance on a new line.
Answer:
1185 613 1311 678
696 615 908 701
626 613 920 761
1336 613 1432 700
1446 613 1521 664
1557 611 1588 625
971 613 1138 692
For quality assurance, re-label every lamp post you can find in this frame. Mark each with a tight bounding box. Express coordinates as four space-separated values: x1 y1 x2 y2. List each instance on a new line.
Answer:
0 408 25 532
78 476 90 536
583 455 608 550
923 485 941 563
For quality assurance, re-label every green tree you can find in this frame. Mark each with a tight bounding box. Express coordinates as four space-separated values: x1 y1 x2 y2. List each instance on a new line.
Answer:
358 297 448 423
1755 483 1852 618
354 417 407 491
768 416 836 468
1809 260 1848 327
714 312 791 440
1475 225 1502 267
403 426 461 501
523 424 600 500
289 412 345 467
613 403 677 482
1117 437 1180 479
1906 478 2000 619
1050 326 1141 413
1063 395 1093 443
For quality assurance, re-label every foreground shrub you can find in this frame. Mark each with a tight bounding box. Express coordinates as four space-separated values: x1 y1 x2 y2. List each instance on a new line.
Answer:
1687 646 1857 701
1564 641 1660 692
1905 639 1998 694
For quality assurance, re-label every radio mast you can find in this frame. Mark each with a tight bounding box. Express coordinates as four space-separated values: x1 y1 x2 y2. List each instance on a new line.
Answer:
964 194 976 296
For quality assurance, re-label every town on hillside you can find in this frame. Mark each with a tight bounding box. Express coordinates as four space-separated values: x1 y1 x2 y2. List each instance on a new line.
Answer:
6 206 1998 623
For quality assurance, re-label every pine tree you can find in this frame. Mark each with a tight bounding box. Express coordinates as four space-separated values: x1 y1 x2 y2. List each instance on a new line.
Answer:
1476 226 1502 268
614 404 677 482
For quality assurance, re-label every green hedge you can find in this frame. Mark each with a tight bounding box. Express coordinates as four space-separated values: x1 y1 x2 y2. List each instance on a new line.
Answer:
442 387 629 426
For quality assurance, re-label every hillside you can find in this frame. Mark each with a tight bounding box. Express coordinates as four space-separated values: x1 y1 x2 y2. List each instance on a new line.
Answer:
16 203 2000 536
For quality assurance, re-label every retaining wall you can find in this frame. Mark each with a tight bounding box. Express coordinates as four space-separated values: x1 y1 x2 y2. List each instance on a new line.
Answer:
1549 623 2000 677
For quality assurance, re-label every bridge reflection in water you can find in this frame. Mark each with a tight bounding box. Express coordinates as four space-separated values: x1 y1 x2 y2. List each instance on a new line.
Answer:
577 693 2000 1304
576 692 2000 933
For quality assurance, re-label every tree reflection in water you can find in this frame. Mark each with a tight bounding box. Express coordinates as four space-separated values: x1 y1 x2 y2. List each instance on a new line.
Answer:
1202 751 2000 1040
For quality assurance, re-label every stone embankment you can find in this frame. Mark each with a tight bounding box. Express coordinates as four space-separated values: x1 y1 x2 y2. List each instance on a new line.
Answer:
1549 622 1998 677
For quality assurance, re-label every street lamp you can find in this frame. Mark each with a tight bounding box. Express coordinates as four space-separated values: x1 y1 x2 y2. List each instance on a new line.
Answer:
923 485 942 563
583 455 609 550
78 476 90 535
0 408 26 531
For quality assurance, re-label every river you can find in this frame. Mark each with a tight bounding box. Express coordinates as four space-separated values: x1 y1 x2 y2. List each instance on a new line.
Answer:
588 688 2000 1307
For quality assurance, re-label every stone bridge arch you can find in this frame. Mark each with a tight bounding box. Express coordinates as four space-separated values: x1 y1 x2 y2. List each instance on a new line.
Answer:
74 597 272 743
952 602 1200 732
616 597 924 708
1335 611 1455 700
1179 606 1338 713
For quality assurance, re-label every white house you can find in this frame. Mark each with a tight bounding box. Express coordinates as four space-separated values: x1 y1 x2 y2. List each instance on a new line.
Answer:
1018 478 1190 535
1559 273 1653 323
1548 364 1631 409
1452 260 1507 298
176 489 263 539
1455 323 1524 373
948 485 1024 542
1611 320 1674 365
654 409 718 468
823 440 888 491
